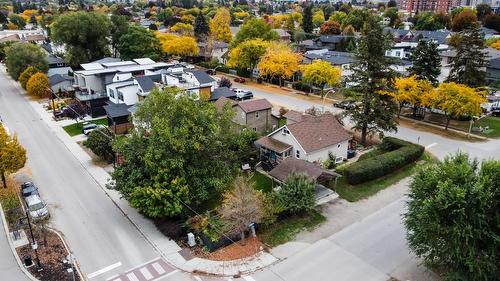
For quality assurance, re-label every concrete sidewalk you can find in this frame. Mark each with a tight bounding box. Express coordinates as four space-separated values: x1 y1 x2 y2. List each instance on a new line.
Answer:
28 100 278 276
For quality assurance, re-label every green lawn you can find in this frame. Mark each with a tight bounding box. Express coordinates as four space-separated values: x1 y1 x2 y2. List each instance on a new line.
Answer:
251 171 274 193
331 152 434 202
259 210 325 247
473 116 500 138
63 118 108 136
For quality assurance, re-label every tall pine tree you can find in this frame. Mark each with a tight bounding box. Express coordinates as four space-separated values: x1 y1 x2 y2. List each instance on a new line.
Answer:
409 39 441 86
302 5 313 33
448 24 487 87
194 11 209 40
345 16 398 145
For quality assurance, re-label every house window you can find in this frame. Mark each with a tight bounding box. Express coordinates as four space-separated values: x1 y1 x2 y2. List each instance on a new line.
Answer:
241 112 245 119
252 127 257 131
118 92 123 101
395 51 401 57
109 89 115 98
335 156 343 164
295 150 300 158
255 111 259 119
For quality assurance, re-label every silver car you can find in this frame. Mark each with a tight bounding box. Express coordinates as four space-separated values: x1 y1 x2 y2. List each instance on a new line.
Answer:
25 194 49 221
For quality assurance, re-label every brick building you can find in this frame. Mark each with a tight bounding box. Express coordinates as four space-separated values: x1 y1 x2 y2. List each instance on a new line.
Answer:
399 0 460 13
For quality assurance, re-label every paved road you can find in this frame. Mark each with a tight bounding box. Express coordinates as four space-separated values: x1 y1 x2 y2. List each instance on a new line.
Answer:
0 68 159 280
0 210 31 281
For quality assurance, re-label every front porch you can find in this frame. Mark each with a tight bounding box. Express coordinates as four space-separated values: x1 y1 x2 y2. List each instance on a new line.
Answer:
255 136 293 171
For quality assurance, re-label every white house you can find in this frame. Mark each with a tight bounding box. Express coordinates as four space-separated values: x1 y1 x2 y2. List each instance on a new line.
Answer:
255 113 351 166
162 69 216 100
106 75 160 106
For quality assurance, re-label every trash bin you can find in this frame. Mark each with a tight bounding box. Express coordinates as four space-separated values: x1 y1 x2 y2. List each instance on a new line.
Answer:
24 256 33 267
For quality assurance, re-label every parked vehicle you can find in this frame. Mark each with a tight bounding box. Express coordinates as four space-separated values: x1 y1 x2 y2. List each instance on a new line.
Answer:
334 100 355 110
206 69 216 75
82 123 105 135
234 77 246 83
20 182 38 198
232 88 253 100
25 194 49 220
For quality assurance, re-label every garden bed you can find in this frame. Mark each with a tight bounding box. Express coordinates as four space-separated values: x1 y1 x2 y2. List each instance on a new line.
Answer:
190 236 265 261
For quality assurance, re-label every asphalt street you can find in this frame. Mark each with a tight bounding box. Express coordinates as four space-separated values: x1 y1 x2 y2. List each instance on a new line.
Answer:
0 68 159 280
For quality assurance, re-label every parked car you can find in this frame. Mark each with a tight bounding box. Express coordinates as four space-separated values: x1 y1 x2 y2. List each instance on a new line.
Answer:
20 182 38 198
334 100 355 110
206 69 216 75
82 123 105 135
25 194 49 221
232 88 253 100
234 77 246 83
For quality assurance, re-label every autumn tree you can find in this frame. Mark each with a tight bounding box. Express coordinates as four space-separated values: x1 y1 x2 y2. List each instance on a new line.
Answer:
18 66 39 90
319 20 341 35
484 13 500 32
302 4 313 33
448 25 487 87
227 38 269 74
344 16 398 145
209 8 232 43
9 14 25 29
231 18 279 48
476 3 492 22
194 11 209 39
301 60 342 98
5 43 48 80
329 11 347 25
409 40 441 85
51 12 110 67
118 25 163 61
26 72 51 98
156 33 199 57
171 22 193 35
218 76 232 88
451 9 477 32
257 43 302 87
312 9 325 28
392 76 433 117
0 125 27 188
431 82 486 129
405 153 500 281
219 175 264 245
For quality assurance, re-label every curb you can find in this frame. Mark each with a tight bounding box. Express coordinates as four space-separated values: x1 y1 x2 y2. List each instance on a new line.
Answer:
398 116 489 141
49 227 86 281
0 203 39 281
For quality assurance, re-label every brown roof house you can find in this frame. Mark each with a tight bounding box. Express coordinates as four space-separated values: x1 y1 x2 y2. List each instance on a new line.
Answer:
215 97 279 133
255 113 351 168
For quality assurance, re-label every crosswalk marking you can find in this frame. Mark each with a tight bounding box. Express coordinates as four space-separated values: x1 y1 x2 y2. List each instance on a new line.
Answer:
126 272 139 281
152 262 166 275
140 267 153 280
194 277 203 281
243 276 256 281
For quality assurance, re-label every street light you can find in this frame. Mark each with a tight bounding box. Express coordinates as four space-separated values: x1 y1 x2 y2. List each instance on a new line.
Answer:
24 208 42 271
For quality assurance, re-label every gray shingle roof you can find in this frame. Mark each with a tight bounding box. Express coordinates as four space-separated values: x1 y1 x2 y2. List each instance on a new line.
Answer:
135 76 155 92
49 74 72 86
210 87 236 101
186 70 215 84
269 157 335 182
103 103 131 118
47 54 65 65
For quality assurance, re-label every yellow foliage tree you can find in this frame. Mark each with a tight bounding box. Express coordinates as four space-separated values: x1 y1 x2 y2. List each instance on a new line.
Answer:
6 23 18 30
156 33 199 57
431 82 486 129
18 66 39 90
301 60 341 98
26 72 51 98
313 10 325 27
491 41 500 50
181 14 195 24
171 22 194 35
393 76 434 117
209 8 232 43
227 39 270 73
0 125 26 188
258 43 302 87
234 11 250 20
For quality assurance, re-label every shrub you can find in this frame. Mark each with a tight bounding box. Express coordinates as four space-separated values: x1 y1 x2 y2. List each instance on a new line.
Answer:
293 81 313 92
343 137 424 184
276 173 316 214
26 72 51 98
218 76 232 88
153 217 185 239
18 66 39 90
84 128 114 163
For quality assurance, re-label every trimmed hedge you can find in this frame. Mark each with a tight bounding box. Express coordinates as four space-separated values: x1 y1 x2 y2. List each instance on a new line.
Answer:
344 137 424 185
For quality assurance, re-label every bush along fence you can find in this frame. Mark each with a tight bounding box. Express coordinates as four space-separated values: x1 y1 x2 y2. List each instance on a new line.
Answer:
343 137 425 185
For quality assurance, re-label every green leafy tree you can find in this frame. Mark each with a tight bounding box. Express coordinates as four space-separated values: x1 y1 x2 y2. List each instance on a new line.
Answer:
18 66 39 90
84 128 114 163
118 25 163 61
194 11 209 39
484 14 500 32
409 40 441 86
227 38 269 73
276 173 315 214
5 43 48 80
405 153 500 281
9 14 25 28
383 7 399 27
111 88 256 218
0 125 26 188
0 12 7 24
414 12 445 31
476 3 491 22
110 15 129 57
302 4 313 33
231 18 279 48
448 24 487 87
345 16 398 145
343 8 371 31
51 12 110 67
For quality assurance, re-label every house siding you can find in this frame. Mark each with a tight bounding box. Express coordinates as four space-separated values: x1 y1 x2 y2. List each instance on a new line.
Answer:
233 107 277 133
270 127 307 160
306 140 349 163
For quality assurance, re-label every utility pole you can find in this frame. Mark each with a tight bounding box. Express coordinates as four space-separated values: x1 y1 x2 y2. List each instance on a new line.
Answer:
25 209 42 270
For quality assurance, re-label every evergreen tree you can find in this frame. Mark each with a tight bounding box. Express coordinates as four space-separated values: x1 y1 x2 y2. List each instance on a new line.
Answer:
409 40 441 86
448 24 487 87
345 16 398 145
194 11 209 39
302 5 313 33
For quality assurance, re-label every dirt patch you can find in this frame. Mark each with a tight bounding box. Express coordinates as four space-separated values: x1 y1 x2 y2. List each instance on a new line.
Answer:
190 236 265 261
16 226 80 281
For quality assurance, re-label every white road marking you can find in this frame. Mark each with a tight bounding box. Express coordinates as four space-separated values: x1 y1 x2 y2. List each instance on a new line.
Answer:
243 277 256 281
126 272 139 281
111 278 121 281
88 262 122 279
154 269 179 280
194 276 202 281
426 142 438 149
140 267 154 280
127 257 162 272
152 262 166 274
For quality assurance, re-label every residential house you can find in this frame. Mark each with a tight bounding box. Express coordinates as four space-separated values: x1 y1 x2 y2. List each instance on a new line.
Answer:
209 87 237 101
303 50 355 78
312 35 357 51
103 103 134 135
49 74 73 93
283 110 311 125
255 113 351 168
440 47 500 82
0 29 46 44
106 75 161 105
487 57 500 84
162 69 216 100
215 97 278 133
272 29 291 43
198 41 229 64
